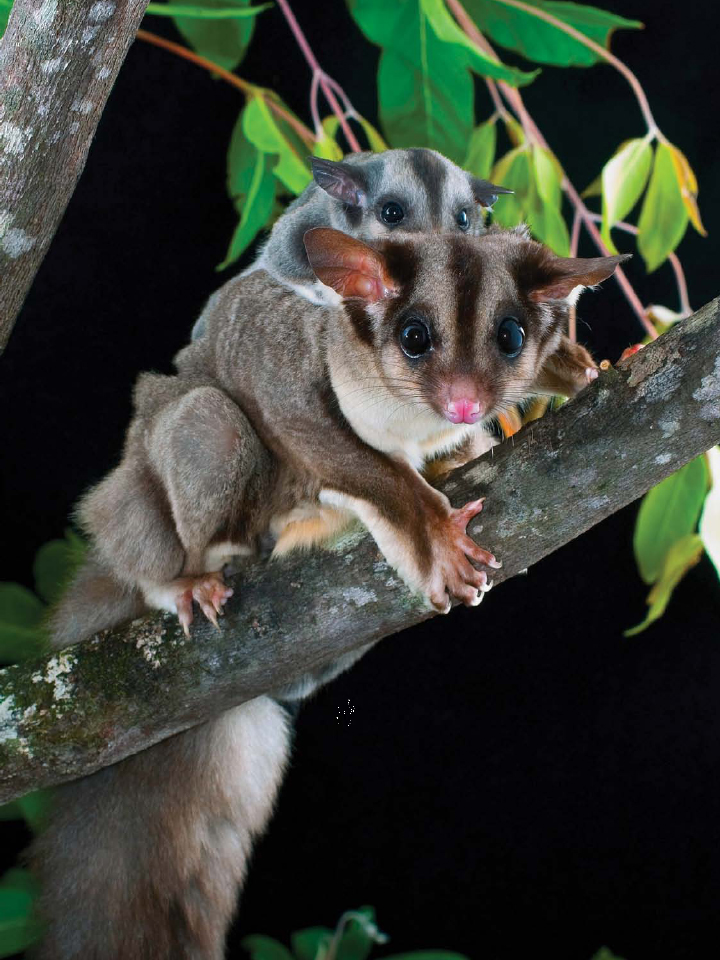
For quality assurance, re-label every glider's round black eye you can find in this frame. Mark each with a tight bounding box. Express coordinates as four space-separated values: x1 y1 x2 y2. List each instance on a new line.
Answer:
456 208 469 230
400 321 431 358
497 317 525 358
381 201 405 225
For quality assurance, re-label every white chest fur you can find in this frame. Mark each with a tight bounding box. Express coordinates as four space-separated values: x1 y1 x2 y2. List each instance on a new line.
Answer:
329 354 484 470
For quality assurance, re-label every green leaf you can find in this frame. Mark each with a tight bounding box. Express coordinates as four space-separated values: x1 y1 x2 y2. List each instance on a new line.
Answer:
0 0 11 40
221 106 277 269
243 96 311 194
464 0 641 68
358 116 389 152
0 885 41 958
637 141 689 273
590 949 627 960
524 145 570 254
241 934 294 960
0 792 50 833
0 583 45 628
346 0 535 163
633 455 709 585
146 1 271 19
490 147 531 227
33 530 86 606
699 447 720 580
0 791 50 833
625 534 704 637
600 137 653 248
0 869 38 896
291 927 333 960
420 0 539 86
168 0 259 71
464 119 497 180
0 623 47 665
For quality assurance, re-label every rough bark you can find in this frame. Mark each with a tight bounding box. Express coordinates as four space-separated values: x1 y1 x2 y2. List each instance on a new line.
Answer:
1 296 719 803
0 0 150 356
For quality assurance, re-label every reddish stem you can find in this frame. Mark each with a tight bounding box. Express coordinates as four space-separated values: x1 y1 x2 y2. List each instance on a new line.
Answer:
275 0 362 153
135 29 315 147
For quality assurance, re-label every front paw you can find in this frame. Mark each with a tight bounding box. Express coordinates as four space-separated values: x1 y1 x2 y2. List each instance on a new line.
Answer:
425 498 500 614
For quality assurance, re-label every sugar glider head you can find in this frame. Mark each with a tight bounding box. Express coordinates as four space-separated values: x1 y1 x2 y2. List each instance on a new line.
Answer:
310 148 511 241
304 225 630 430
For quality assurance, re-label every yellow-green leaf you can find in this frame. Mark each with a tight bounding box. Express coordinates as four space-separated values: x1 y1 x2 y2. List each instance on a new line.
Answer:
490 147 530 227
502 115 525 148
243 96 311 195
600 137 653 247
219 147 276 270
313 117 343 160
637 141 689 272
526 145 569 255
665 141 706 236
699 447 720 580
625 534 704 637
633 455 709 585
358 116 388 152
464 119 497 181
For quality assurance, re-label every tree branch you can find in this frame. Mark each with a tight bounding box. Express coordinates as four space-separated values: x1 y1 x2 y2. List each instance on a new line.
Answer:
0 0 150 357
2 297 720 802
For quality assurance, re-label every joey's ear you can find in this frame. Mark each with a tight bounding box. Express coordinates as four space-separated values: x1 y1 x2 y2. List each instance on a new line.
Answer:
310 158 367 206
532 335 598 398
469 176 513 208
303 228 398 302
530 253 631 303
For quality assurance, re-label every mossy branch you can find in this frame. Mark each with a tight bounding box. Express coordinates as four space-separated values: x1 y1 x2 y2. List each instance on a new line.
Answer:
1 297 720 803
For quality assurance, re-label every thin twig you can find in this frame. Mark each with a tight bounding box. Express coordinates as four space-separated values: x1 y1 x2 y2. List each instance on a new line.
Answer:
584 212 693 318
489 0 659 136
135 29 316 147
274 0 362 152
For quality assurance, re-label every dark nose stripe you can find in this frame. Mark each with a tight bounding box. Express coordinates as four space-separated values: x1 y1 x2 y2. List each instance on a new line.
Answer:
448 237 482 362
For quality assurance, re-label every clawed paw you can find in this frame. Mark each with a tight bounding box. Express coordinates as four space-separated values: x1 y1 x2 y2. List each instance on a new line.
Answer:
171 572 234 636
427 497 500 612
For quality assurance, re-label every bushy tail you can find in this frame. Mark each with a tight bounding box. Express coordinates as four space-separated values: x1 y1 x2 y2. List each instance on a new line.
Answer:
32 561 292 959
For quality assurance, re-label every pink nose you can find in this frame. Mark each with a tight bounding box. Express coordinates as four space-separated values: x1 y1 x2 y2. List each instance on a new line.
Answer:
445 398 483 424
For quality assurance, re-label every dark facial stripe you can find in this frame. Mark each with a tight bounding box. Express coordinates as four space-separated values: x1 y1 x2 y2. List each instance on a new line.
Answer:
343 202 362 228
448 237 482 362
407 149 447 227
376 241 421 342
345 302 374 347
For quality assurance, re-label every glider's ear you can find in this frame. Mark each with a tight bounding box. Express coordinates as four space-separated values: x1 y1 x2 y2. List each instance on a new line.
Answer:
303 228 398 302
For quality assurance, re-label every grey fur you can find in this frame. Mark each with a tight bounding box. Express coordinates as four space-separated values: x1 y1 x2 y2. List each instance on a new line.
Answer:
191 148 507 337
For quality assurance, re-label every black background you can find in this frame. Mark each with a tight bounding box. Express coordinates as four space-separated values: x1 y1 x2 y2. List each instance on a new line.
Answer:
1 1 720 957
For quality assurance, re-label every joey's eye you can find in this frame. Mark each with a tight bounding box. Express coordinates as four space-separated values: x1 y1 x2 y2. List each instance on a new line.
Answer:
381 201 405 225
400 320 432 358
497 317 525 358
456 208 469 230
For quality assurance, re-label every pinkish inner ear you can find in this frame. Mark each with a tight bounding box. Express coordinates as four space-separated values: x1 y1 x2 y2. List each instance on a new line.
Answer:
303 228 397 303
530 253 631 303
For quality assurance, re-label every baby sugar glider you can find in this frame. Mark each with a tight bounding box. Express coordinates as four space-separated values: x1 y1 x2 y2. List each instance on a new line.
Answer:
36 225 626 960
191 147 510 337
